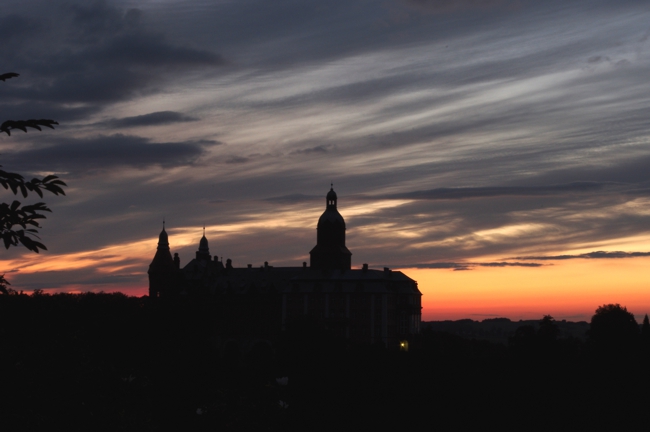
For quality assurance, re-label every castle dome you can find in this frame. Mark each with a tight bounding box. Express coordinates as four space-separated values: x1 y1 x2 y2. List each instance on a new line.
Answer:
319 185 345 226
318 205 345 226
310 185 351 270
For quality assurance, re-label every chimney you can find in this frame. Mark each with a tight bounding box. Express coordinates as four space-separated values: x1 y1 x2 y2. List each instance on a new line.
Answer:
362 263 368 272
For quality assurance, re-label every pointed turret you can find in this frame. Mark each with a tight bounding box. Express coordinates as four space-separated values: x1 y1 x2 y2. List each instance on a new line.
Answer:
148 222 178 298
196 227 212 261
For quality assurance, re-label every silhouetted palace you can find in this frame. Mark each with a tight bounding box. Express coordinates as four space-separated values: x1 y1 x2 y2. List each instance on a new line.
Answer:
148 187 422 348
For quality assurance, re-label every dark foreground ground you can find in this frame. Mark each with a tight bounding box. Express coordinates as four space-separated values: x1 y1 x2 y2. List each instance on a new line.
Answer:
1 292 649 431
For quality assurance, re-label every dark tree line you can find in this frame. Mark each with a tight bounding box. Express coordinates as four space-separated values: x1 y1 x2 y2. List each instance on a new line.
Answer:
2 292 650 431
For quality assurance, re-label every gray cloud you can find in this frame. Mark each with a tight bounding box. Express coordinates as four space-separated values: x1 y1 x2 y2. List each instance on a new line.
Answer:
264 194 320 204
0 101 104 123
518 154 650 187
477 262 543 268
224 156 250 164
336 170 650 264
385 182 610 200
101 111 200 128
404 0 516 14
511 251 650 260
289 145 330 155
82 32 223 69
1 134 214 174
0 1 223 120
391 261 545 270
0 14 39 43
63 1 222 69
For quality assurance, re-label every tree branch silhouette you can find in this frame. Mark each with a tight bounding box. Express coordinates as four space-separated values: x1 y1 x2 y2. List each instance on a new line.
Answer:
1 72 66 254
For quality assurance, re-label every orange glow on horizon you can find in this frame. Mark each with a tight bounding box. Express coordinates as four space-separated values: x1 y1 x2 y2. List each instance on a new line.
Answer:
3 208 650 324
398 257 650 322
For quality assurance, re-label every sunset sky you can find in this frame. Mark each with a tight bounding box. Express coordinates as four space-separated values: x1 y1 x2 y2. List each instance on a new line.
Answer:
2 0 650 321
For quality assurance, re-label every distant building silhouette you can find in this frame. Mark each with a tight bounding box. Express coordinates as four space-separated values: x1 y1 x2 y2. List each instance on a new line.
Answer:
148 186 422 348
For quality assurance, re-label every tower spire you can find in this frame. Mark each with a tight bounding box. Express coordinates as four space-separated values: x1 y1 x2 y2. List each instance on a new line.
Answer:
149 221 176 298
197 226 211 261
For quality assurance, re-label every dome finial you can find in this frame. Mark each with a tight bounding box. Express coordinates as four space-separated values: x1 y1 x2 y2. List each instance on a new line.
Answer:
326 184 337 208
198 227 210 257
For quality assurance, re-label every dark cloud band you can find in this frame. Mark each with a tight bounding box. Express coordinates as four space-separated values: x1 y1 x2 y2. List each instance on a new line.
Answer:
394 262 545 270
385 182 611 200
511 251 650 260
100 111 199 128
1 134 215 174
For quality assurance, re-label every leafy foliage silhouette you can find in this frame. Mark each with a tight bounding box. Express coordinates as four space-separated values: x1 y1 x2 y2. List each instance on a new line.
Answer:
537 314 560 341
0 273 9 294
588 303 639 349
1 72 66 254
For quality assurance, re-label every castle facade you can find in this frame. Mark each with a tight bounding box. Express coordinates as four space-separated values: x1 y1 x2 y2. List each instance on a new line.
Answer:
148 187 422 348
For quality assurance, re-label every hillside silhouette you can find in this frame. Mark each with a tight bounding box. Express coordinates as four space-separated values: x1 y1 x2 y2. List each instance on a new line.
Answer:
2 292 650 430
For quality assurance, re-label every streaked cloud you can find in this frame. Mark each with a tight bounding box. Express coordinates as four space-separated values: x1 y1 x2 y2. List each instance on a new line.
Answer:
1 0 224 121
1 0 650 314
511 251 650 260
100 111 200 128
404 0 516 14
1 134 217 175
385 182 611 200
395 261 545 270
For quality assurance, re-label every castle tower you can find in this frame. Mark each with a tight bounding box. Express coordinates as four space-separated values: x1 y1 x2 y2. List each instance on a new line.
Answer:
309 185 352 270
148 223 178 298
196 228 212 261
